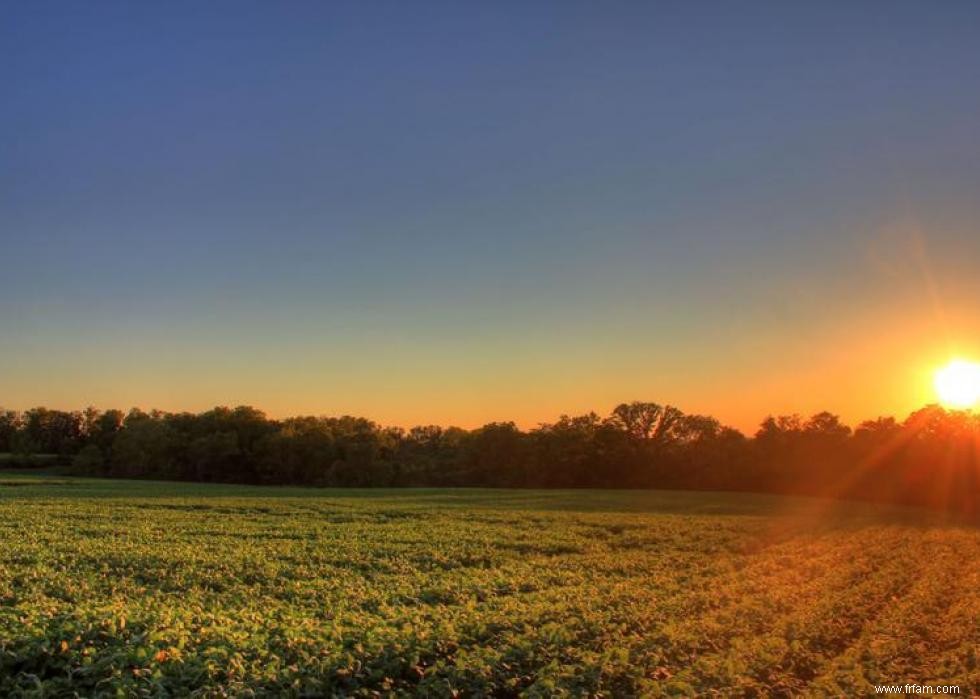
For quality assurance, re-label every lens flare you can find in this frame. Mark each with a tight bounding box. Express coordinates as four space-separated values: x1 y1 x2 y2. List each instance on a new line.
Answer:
934 359 980 409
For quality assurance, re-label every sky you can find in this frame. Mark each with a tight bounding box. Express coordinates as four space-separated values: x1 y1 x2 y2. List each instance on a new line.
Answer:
2 1 980 432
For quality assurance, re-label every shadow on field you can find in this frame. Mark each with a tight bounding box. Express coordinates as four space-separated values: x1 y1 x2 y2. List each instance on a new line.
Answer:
2 471 974 531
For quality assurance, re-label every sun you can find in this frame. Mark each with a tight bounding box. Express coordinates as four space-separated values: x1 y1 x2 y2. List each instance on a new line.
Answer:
934 359 980 409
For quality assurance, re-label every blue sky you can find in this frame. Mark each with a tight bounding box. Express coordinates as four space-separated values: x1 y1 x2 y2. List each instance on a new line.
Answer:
3 1 980 428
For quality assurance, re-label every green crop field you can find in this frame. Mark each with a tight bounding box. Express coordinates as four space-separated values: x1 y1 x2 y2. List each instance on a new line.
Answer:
0 473 977 697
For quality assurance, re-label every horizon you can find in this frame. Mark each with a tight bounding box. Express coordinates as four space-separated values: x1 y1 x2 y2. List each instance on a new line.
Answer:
1 398 970 436
3 2 980 433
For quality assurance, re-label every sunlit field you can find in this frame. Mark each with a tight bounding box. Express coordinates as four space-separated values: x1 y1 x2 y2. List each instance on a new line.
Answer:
1 474 977 696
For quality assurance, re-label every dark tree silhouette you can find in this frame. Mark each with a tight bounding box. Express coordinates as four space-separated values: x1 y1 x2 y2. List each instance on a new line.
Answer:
1 401 977 516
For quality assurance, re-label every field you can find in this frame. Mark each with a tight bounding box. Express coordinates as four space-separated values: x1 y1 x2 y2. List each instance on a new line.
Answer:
0 474 977 697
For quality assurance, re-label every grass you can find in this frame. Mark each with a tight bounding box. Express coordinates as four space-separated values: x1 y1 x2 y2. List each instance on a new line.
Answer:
0 473 977 696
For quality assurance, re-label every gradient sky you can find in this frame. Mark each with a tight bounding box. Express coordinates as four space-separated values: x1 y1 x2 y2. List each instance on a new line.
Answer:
3 1 980 432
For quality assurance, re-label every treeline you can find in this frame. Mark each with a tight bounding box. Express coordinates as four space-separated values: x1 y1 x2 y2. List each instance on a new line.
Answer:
1 402 977 514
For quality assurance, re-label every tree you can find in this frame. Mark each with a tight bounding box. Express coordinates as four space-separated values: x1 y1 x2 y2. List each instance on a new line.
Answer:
86 408 125 452
73 444 105 473
188 432 240 482
0 410 21 453
460 422 529 487
110 416 178 478
21 408 83 455
805 411 851 440
609 402 684 445
2 399 974 516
